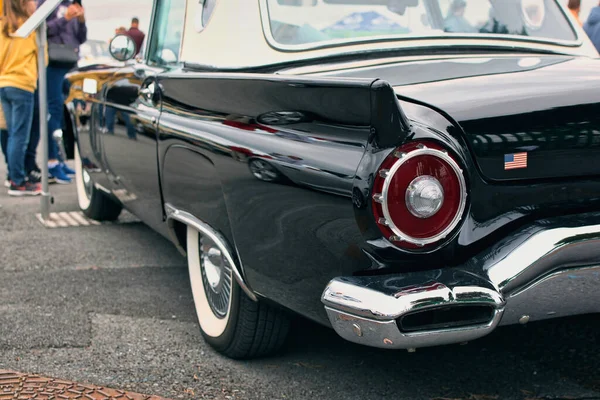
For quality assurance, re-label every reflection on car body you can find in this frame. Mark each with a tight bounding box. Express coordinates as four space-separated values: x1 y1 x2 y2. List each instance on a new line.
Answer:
65 0 600 360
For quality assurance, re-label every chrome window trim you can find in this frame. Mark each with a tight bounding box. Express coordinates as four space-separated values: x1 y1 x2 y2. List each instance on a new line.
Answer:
145 0 189 67
141 0 159 62
258 0 582 54
378 147 467 247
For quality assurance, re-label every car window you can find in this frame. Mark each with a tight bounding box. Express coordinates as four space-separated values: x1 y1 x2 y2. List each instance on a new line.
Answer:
263 0 577 48
438 0 493 32
148 0 187 65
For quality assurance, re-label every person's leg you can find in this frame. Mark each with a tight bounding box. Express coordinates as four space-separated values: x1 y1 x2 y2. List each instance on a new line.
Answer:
46 66 70 162
122 112 137 140
1 129 9 187
1 129 8 178
56 67 75 175
25 90 40 175
1 91 10 184
1 89 15 182
3 88 36 193
105 106 116 134
46 65 72 183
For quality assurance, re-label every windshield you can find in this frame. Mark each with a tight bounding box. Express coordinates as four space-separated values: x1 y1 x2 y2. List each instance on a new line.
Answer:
80 41 110 59
263 0 577 48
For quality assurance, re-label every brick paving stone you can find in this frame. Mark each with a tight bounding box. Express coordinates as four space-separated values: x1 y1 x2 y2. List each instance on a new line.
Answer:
0 370 170 400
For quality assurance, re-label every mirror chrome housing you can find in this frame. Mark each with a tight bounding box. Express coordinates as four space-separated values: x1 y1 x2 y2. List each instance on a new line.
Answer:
109 34 137 62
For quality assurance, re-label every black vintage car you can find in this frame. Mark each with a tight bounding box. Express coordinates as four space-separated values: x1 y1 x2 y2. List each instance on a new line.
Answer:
65 0 600 359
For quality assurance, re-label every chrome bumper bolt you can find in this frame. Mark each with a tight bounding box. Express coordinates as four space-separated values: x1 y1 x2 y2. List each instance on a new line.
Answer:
352 323 363 337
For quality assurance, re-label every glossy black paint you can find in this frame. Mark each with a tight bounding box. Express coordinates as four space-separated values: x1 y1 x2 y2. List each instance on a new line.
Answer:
67 65 123 193
102 64 166 235
66 52 600 327
314 55 600 181
157 75 378 323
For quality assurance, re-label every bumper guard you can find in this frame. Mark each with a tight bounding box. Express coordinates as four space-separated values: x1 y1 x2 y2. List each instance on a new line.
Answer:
322 217 600 349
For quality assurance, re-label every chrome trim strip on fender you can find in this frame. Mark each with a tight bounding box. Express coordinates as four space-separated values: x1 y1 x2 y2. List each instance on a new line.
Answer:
165 203 258 302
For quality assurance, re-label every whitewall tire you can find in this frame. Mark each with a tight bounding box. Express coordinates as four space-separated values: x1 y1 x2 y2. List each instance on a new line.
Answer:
186 224 291 359
187 226 232 337
75 146 122 221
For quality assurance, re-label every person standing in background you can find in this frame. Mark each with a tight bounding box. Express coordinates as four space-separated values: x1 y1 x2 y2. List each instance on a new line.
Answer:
568 0 582 25
126 17 145 55
584 1 600 53
0 0 44 196
0 0 7 183
444 0 477 33
32 0 86 185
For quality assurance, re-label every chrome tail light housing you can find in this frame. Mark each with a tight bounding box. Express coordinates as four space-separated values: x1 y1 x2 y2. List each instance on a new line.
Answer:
372 141 467 250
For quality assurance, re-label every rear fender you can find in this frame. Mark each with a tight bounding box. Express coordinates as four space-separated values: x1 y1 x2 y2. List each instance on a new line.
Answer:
156 72 413 323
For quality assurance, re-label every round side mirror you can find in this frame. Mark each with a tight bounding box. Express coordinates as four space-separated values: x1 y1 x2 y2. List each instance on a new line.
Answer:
109 34 137 62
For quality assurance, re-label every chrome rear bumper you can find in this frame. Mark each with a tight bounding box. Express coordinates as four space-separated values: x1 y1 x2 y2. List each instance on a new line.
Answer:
321 217 600 349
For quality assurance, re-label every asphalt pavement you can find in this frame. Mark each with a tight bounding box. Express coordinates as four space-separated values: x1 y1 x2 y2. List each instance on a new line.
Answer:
1 159 600 400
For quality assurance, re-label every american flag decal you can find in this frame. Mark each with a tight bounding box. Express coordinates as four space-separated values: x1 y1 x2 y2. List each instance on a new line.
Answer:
504 152 528 170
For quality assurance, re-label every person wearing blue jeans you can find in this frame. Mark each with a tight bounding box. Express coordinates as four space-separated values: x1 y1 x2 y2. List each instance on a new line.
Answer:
1 129 8 185
2 102 41 187
0 0 43 196
0 88 40 196
35 66 74 184
25 92 41 180
39 0 87 184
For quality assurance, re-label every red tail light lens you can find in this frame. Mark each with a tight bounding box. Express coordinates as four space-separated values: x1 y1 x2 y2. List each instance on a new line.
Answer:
372 141 467 250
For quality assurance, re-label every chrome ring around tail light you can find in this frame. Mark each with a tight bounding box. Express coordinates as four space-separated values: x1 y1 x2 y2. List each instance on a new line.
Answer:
374 145 467 248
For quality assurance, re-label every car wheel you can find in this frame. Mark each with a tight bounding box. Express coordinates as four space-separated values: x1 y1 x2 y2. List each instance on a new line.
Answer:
186 225 290 359
75 146 122 221
249 159 280 182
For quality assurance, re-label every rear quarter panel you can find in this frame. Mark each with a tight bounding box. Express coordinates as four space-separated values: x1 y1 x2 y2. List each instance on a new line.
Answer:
158 73 377 324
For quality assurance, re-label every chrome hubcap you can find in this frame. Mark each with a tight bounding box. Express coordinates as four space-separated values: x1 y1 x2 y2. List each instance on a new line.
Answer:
250 160 278 182
200 236 232 318
82 169 93 200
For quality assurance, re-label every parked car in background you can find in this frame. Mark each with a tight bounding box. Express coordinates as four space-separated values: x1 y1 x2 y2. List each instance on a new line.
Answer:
78 39 114 68
64 0 600 359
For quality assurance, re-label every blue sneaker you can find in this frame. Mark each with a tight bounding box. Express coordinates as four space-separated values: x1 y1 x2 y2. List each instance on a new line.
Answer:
60 162 76 177
48 164 72 184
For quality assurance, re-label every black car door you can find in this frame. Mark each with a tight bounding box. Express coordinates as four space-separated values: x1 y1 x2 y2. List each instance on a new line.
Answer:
100 0 187 234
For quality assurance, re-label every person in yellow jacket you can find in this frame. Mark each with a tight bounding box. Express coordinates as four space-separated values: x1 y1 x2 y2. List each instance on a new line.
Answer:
0 0 44 196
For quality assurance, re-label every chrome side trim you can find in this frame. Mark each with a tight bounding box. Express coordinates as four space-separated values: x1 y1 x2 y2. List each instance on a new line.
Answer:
165 203 258 302
94 182 112 195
